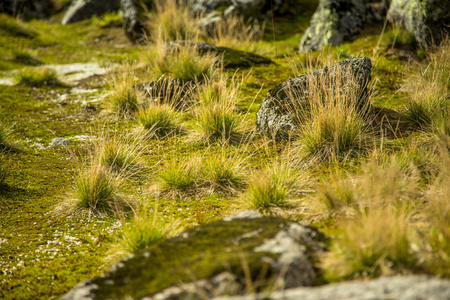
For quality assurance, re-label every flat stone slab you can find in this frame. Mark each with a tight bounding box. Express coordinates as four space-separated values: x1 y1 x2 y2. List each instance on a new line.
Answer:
213 275 450 300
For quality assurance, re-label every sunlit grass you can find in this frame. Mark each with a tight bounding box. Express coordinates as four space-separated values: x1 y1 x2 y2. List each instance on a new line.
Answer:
137 104 182 138
118 205 182 253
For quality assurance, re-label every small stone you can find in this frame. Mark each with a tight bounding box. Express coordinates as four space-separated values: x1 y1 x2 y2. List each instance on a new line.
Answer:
223 210 262 221
50 138 71 146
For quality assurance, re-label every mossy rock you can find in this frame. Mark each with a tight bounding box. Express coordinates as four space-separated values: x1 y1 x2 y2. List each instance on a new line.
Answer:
164 41 274 69
387 0 450 48
60 212 327 300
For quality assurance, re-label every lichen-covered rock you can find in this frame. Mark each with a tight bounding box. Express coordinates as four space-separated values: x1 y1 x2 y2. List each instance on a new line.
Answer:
387 0 450 47
190 0 233 16
0 0 54 19
62 0 120 25
213 275 450 300
190 0 299 19
256 57 372 140
164 41 273 68
299 0 368 52
59 215 327 300
120 0 148 44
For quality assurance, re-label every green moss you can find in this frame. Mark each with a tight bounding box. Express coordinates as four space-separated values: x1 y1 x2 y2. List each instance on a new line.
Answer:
219 47 274 68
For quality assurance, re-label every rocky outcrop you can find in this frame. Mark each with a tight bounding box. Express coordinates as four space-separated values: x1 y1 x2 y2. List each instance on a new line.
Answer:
164 41 273 68
59 213 327 300
191 0 302 35
256 57 372 140
0 0 54 19
213 275 450 300
299 0 378 52
62 0 120 25
120 0 148 44
387 0 450 47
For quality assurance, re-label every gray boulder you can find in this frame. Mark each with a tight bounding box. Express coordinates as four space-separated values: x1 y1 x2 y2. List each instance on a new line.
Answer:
213 275 450 300
120 0 148 44
256 57 372 140
59 215 327 300
299 0 370 52
62 0 120 25
387 0 450 48
189 0 297 17
0 0 54 19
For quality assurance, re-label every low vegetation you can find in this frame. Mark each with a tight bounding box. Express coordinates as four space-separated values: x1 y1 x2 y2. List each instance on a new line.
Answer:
105 68 143 118
74 163 125 216
117 205 182 253
137 103 182 138
15 67 61 86
1 2 450 299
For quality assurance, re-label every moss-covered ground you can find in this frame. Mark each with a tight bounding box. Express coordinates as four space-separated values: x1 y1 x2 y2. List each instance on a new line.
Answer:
0 3 446 299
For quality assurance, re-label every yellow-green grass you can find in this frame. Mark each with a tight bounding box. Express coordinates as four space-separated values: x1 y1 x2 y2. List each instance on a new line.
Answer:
74 163 129 217
146 0 201 41
105 68 144 118
137 104 182 138
117 205 183 253
245 163 304 212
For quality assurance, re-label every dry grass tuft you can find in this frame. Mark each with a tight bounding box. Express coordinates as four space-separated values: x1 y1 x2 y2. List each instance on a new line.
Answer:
404 39 450 133
146 0 201 41
288 62 374 164
118 204 183 253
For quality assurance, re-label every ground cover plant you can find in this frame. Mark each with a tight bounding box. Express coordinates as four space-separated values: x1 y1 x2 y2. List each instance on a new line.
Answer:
1 1 450 299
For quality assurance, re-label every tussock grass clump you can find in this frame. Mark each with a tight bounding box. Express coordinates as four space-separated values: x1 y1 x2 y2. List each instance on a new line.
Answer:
326 205 419 279
147 41 217 81
159 158 200 195
208 15 265 53
96 136 145 177
422 141 450 276
137 104 182 138
118 206 182 253
147 0 200 41
201 153 246 194
404 39 450 132
245 164 305 211
195 104 242 143
193 74 243 143
317 156 420 213
74 164 127 216
289 64 373 163
105 68 143 118
15 67 61 87
299 110 366 161
318 173 356 211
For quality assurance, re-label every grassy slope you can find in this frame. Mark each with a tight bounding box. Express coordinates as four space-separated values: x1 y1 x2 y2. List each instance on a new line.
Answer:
0 5 434 300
